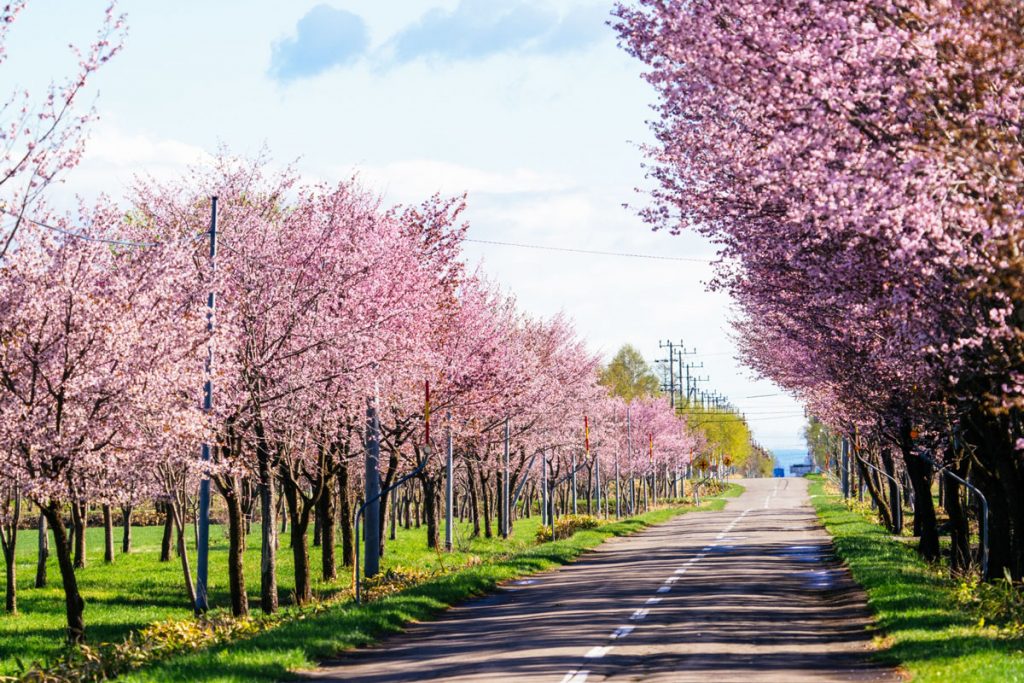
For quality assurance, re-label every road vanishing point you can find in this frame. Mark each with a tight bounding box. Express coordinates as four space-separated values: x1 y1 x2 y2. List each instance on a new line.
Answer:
306 478 899 682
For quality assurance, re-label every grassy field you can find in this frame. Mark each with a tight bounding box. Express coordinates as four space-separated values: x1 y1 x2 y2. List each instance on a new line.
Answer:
808 475 1024 682
1 485 742 680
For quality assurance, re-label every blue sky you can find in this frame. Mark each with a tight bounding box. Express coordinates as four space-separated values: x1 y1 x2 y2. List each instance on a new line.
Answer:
4 0 807 453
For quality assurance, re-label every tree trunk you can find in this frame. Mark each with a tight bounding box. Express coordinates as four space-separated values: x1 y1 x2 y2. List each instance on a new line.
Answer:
482 474 493 539
903 446 939 561
160 502 174 562
312 498 323 548
378 447 400 559
320 481 337 582
994 455 1024 580
71 501 87 569
102 504 114 563
280 493 288 537
943 465 971 573
856 457 894 531
2 540 14 614
258 457 279 614
0 490 19 613
35 512 48 588
121 505 133 554
42 503 85 644
585 468 593 515
281 474 314 606
169 503 198 612
957 410 1014 579
422 476 440 549
880 448 901 533
338 462 354 567
496 471 505 534
468 465 481 538
223 484 249 616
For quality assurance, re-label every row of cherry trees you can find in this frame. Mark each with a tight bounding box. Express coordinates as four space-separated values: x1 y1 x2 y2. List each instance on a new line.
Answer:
616 0 1024 578
0 154 708 643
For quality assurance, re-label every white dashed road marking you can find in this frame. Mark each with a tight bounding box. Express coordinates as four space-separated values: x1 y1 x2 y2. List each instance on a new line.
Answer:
610 625 634 639
563 509 751 682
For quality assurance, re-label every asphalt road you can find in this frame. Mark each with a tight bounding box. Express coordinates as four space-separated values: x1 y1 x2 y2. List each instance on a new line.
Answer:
306 477 899 682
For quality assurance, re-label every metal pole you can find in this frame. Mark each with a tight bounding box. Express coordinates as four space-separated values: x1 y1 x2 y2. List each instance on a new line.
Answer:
541 452 548 525
627 405 634 514
195 196 217 614
502 417 510 538
445 414 453 552
547 453 556 539
364 395 381 578
389 483 398 540
614 447 621 519
940 469 989 578
571 449 577 514
595 451 602 518
840 437 850 498
354 451 428 603
667 341 675 408
643 469 649 511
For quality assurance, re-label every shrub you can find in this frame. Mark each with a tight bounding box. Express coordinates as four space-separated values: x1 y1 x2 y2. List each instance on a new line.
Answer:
955 570 1024 637
9 613 279 682
362 567 435 602
535 514 601 543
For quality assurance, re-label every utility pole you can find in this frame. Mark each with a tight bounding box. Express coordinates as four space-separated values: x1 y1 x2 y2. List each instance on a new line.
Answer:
571 449 577 514
195 196 217 614
502 417 510 538
627 404 634 514
658 340 695 407
680 356 703 405
445 413 453 551
364 394 381 578
689 375 709 407
541 451 548 525
614 449 620 519
841 437 850 498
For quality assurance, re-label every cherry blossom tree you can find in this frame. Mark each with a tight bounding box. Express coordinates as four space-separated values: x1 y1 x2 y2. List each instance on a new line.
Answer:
615 0 1024 576
0 2 125 259
0 204 205 641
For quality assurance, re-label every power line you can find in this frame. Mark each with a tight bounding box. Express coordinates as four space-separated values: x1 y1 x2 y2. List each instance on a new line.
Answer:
464 237 713 263
7 210 158 247
4 209 207 248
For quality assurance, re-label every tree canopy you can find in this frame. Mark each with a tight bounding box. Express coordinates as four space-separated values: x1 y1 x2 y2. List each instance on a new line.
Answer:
599 345 660 402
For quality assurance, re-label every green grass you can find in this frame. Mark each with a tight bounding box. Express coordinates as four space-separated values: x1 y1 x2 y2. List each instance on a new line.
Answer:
1 485 743 680
808 475 1024 682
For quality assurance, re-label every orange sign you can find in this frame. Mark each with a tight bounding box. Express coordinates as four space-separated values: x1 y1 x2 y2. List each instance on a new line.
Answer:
584 415 590 455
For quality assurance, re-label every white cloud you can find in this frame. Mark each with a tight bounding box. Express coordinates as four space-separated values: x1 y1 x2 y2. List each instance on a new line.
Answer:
83 126 212 169
337 159 575 202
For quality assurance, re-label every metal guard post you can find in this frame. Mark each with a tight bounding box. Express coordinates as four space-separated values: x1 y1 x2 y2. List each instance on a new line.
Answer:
854 455 903 534
940 468 989 579
509 450 541 515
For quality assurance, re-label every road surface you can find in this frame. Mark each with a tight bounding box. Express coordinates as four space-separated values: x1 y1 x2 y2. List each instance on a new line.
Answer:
306 477 898 682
